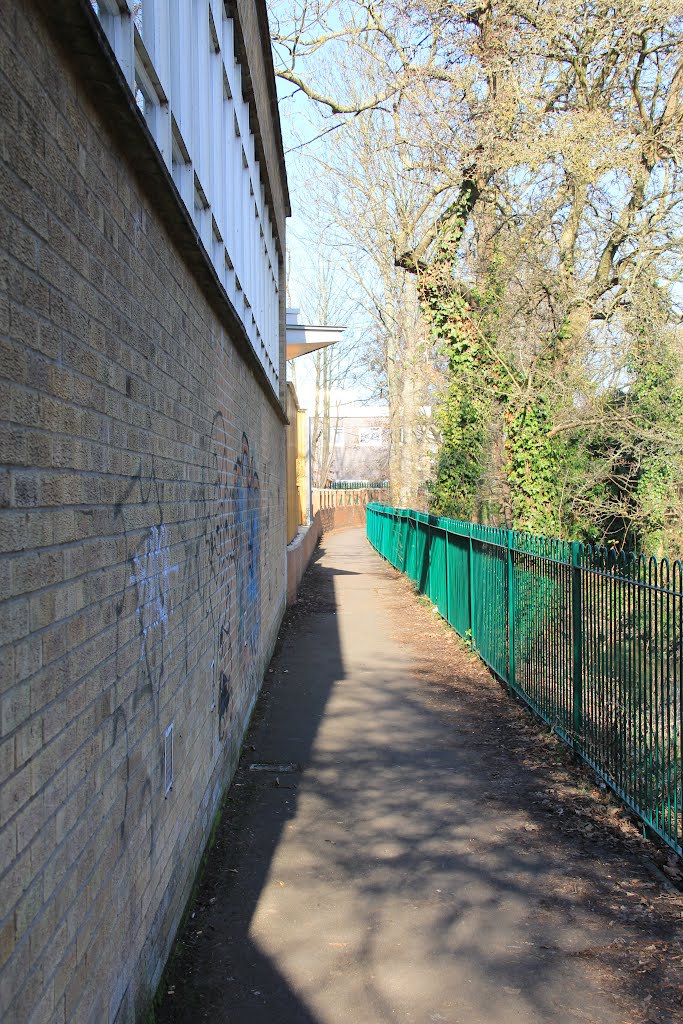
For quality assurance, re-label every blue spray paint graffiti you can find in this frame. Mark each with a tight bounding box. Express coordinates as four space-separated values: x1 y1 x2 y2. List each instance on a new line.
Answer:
202 422 262 742
234 432 261 658
202 412 236 742
130 524 179 662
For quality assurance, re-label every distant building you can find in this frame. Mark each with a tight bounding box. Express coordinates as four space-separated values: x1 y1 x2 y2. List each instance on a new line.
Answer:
284 309 345 541
327 407 390 483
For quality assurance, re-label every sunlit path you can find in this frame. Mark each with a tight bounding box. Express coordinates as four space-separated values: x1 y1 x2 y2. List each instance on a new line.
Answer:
157 527 681 1024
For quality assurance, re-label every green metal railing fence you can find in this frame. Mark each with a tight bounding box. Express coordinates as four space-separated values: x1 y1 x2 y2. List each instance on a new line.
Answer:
367 503 683 856
328 479 389 489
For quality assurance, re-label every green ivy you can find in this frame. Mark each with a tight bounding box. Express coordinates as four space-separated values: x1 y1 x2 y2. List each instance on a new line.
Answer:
420 235 683 552
429 379 488 519
505 400 564 534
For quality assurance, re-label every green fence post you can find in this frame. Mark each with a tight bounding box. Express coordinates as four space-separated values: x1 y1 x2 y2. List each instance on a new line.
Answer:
571 541 584 756
444 522 450 625
507 530 515 691
413 509 419 581
468 524 475 650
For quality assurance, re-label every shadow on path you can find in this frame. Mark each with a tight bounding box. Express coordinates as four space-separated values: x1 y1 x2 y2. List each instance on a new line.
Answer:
156 544 344 1023
156 529 682 1024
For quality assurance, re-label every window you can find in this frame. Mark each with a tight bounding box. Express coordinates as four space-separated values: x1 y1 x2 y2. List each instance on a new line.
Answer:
330 427 344 448
359 427 382 447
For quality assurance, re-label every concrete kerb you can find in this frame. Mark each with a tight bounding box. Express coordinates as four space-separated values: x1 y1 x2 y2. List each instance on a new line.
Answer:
286 514 323 605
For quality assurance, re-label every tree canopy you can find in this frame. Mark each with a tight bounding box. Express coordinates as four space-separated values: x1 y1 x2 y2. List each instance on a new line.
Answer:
271 0 683 552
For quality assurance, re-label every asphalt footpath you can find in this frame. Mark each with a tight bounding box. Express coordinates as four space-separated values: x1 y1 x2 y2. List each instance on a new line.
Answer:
156 527 643 1024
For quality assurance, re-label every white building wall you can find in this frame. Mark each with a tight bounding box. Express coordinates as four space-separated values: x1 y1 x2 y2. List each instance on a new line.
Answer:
93 0 281 392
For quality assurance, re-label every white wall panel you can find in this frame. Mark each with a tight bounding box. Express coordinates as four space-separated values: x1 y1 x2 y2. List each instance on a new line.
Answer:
92 0 282 392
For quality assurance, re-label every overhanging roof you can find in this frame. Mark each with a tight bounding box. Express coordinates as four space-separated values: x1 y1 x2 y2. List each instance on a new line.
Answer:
286 323 346 360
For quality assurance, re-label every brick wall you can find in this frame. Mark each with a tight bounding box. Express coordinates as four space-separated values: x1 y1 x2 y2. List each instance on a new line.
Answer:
0 3 287 1022
318 504 368 532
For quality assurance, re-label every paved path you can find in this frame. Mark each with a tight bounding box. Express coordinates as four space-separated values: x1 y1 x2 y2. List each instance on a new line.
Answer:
157 528 671 1024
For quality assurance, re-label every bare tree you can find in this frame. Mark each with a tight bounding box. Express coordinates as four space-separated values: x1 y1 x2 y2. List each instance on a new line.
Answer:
314 86 444 505
271 0 683 545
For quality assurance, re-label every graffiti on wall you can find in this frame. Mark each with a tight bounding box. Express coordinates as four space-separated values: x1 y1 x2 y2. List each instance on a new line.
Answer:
112 461 169 865
203 424 262 741
232 432 262 726
202 412 235 743
109 421 264 893
234 432 261 654
130 524 179 662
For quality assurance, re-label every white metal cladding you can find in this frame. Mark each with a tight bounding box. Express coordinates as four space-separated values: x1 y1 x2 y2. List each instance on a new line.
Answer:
91 0 281 392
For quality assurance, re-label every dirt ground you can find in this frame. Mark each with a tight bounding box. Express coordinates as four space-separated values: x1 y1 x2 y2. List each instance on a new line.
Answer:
382 570 683 1024
155 535 683 1024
